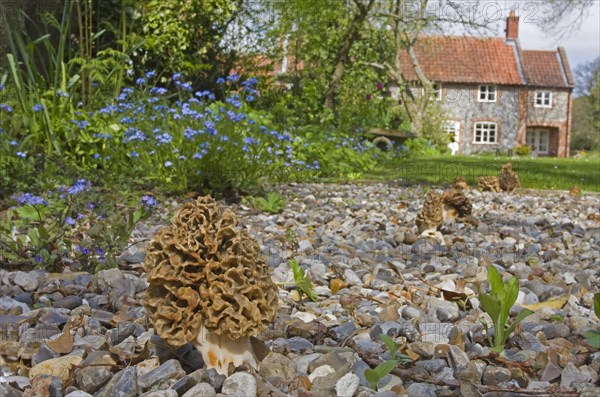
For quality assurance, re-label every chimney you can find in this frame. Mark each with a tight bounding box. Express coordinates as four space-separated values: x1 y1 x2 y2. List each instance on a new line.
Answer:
505 10 519 40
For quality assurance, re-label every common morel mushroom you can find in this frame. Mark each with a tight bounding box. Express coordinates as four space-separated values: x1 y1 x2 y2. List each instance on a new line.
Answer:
441 189 472 221
415 191 444 234
452 176 469 190
499 162 520 192
144 196 279 375
569 185 581 197
477 176 501 192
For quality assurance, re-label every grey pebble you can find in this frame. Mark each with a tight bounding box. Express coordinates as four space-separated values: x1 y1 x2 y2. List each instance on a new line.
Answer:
181 382 217 397
221 372 257 397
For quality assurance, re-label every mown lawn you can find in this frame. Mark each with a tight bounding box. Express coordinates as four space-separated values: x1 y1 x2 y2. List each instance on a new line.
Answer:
368 155 600 192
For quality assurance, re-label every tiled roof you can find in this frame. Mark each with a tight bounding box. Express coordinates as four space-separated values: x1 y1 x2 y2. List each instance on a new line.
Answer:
521 50 570 87
400 36 522 85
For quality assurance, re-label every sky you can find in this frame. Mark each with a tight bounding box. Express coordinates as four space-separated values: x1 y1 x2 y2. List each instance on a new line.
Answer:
484 0 600 70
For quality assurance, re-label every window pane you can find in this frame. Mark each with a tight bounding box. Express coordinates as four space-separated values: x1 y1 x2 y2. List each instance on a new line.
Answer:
539 131 548 151
526 132 535 146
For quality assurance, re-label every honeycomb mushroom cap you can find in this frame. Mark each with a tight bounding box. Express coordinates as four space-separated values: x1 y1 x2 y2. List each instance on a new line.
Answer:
477 176 501 192
415 191 444 233
144 196 278 347
452 176 469 190
500 163 521 192
441 189 472 220
569 185 581 197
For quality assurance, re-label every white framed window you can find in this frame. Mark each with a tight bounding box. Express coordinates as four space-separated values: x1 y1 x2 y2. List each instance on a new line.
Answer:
534 91 552 108
478 85 497 102
526 129 549 154
473 122 498 144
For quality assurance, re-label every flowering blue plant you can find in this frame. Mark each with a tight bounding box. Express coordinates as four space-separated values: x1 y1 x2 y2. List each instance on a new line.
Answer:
85 72 318 196
0 180 156 272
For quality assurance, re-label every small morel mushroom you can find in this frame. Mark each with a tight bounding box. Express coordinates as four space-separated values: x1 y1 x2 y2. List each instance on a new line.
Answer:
499 162 520 192
415 191 444 234
452 176 469 190
477 176 501 192
569 185 581 197
144 196 279 375
441 189 472 221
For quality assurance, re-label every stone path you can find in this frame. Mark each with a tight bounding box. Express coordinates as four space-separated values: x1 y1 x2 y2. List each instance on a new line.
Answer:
1 182 599 396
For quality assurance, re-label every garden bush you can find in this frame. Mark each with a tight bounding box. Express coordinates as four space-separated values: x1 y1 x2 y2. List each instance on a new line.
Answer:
76 73 320 199
290 125 388 179
0 179 156 272
514 144 533 156
402 137 442 157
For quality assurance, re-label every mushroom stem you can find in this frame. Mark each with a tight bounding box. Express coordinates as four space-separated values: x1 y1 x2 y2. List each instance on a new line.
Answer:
192 325 257 376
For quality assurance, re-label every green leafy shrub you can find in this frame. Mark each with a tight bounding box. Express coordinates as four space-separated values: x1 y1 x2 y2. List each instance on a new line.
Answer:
403 137 441 157
0 179 155 272
337 78 410 132
479 266 533 352
514 145 532 156
292 126 384 179
135 0 239 78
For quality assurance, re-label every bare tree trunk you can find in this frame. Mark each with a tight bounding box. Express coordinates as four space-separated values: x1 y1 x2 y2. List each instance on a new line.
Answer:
324 0 375 110
404 38 433 135
388 0 433 136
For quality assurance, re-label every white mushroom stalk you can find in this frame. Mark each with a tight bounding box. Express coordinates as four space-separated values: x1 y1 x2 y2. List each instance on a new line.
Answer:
192 325 257 375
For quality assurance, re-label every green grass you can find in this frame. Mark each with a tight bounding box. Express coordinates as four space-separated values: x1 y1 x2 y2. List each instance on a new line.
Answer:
367 155 600 192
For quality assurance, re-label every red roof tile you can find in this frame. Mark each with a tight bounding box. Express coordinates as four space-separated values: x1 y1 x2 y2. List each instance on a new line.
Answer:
521 50 569 87
400 36 522 85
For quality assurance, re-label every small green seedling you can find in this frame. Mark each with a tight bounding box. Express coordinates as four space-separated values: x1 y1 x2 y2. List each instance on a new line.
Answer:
478 266 533 352
364 334 411 390
379 334 399 360
287 259 317 302
583 292 600 348
242 191 286 214
365 360 397 391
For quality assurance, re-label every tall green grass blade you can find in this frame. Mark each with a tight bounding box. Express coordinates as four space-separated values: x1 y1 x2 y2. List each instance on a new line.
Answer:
6 54 26 110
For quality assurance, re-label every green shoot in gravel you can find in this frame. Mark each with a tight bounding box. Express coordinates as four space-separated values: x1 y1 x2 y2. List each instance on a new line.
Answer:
479 266 533 352
583 293 600 348
242 191 286 214
364 334 412 390
288 259 317 302
365 360 397 391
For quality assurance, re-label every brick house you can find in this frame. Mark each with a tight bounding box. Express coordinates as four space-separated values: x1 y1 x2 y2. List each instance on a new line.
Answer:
400 11 574 157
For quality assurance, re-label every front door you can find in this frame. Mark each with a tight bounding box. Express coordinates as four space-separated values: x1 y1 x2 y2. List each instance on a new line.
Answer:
526 129 549 155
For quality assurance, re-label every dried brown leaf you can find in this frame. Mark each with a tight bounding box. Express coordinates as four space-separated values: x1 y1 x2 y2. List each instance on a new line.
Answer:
46 323 73 354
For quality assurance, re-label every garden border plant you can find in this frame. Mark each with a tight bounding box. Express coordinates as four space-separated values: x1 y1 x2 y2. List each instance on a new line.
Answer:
0 179 157 273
